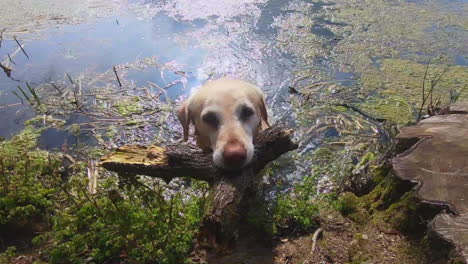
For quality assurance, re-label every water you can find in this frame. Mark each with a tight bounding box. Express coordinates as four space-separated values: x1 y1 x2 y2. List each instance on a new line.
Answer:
0 0 466 190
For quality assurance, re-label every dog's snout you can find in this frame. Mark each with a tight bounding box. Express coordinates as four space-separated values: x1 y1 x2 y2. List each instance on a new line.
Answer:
223 142 247 167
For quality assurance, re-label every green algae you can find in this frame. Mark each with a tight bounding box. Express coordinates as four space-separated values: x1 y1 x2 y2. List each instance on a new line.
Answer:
114 97 143 117
359 59 468 124
286 0 468 127
332 0 468 64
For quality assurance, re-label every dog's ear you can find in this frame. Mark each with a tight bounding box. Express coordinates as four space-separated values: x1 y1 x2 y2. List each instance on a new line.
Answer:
259 96 270 128
177 100 191 141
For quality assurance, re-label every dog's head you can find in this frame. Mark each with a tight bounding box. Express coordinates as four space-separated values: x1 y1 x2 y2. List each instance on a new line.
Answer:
177 78 269 169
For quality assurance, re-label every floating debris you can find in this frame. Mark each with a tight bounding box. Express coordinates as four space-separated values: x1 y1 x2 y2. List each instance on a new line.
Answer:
7 54 16 65
0 62 12 77
113 66 122 87
66 72 75 85
13 36 29 60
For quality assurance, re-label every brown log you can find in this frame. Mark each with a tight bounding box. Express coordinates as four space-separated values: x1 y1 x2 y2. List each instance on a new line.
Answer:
392 103 468 262
100 124 298 255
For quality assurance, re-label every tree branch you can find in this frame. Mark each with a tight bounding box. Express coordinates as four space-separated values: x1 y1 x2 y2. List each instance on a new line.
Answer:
100 124 298 184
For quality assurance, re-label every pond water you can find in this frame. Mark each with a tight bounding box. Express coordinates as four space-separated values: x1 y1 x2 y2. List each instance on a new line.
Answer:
0 0 466 191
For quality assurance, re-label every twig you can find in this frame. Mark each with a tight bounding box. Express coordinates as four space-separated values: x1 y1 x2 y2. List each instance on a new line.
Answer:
7 54 16 65
113 66 122 87
147 81 161 89
13 36 29 60
0 103 21 109
66 72 75 85
51 83 63 94
0 29 3 49
417 65 451 121
432 65 451 90
1 46 21 65
78 78 82 95
311 227 323 253
59 184 80 210
333 103 384 123
452 84 467 104
82 188 101 211
422 59 431 105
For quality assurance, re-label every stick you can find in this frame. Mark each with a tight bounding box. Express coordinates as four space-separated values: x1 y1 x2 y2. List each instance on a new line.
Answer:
333 103 384 123
7 54 16 65
113 66 122 87
0 103 21 109
421 59 431 107
1 46 22 65
66 72 75 85
0 30 4 49
51 83 63 94
311 227 323 253
417 65 451 121
13 36 29 60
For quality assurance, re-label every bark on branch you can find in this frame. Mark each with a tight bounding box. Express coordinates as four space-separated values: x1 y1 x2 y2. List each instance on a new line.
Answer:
100 124 297 184
100 124 298 256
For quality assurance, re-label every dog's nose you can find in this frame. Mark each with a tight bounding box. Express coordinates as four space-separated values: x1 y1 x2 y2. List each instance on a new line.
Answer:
223 143 247 168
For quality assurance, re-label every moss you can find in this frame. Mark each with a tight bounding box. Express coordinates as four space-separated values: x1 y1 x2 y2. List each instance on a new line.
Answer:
372 191 419 233
337 192 370 225
352 152 376 174
370 166 388 184
359 172 413 214
312 147 335 160
114 97 143 116
24 115 66 128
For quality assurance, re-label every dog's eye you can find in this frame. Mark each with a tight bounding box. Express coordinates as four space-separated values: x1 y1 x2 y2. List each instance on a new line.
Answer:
240 106 254 121
202 112 219 128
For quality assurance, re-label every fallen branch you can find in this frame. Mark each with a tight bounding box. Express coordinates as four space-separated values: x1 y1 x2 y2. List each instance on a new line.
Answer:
101 125 297 184
101 124 298 255
310 227 323 253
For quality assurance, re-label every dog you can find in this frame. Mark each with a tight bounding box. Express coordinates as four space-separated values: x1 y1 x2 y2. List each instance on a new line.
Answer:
177 78 269 169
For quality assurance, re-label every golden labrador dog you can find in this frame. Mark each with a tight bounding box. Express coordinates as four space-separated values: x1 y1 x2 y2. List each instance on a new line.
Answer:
177 78 269 169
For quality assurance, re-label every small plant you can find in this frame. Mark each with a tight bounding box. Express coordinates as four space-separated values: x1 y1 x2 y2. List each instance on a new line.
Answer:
0 125 208 263
0 246 17 263
273 174 321 234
